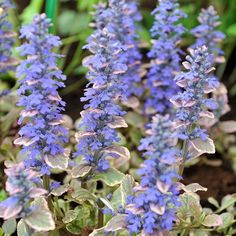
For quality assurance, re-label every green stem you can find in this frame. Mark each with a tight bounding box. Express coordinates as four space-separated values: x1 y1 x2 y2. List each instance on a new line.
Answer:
178 140 189 176
43 175 53 212
45 0 58 33
97 200 104 228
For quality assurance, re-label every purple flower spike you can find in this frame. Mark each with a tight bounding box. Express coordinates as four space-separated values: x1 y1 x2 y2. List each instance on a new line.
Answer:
126 115 180 234
170 46 218 141
14 14 69 174
0 0 18 73
75 13 129 172
145 0 187 115
191 6 225 64
0 163 47 220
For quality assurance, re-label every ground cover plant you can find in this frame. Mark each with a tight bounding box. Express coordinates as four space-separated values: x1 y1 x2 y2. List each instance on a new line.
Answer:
0 0 236 235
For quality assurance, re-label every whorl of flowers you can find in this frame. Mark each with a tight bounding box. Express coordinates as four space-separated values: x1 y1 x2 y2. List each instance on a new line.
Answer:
170 46 218 141
75 20 129 172
145 0 186 115
108 0 143 98
0 0 17 72
0 163 47 220
191 6 225 64
126 115 180 234
14 14 68 175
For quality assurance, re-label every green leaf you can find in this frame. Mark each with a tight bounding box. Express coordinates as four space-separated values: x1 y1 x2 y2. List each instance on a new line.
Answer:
105 214 127 232
0 189 7 201
44 153 68 170
218 213 235 229
217 194 236 213
17 219 31 236
190 138 215 156
219 121 236 133
227 24 236 36
189 230 208 236
93 168 125 187
66 205 96 234
208 197 220 208
2 218 16 235
202 214 223 227
125 112 145 128
25 209 55 231
180 183 207 193
71 188 97 202
20 0 44 24
71 164 93 178
63 210 78 224
121 175 134 207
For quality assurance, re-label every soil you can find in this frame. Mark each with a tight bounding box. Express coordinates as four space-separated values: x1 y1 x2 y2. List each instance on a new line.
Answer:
183 165 236 201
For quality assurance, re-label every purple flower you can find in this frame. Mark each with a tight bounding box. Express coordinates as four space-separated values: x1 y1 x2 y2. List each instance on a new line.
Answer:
170 46 218 141
145 0 186 115
14 14 68 174
0 0 17 73
75 14 128 171
94 0 143 99
126 115 180 234
0 163 47 220
191 6 225 64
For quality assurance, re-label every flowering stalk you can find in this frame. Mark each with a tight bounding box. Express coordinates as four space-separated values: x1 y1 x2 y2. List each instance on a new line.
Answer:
126 115 180 235
170 46 218 174
14 14 68 175
96 0 143 99
191 6 225 64
0 163 47 220
191 6 227 122
145 0 186 115
0 0 17 73
75 20 129 172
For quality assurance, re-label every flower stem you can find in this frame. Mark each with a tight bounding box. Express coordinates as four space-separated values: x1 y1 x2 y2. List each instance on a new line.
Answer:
178 140 189 176
43 175 53 212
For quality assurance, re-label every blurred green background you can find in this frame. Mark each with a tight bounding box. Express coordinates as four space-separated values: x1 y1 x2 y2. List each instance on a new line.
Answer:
3 0 236 119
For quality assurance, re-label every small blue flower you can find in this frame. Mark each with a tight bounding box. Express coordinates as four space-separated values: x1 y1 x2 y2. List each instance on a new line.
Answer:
0 163 47 220
14 14 68 174
0 0 17 73
145 0 187 115
75 10 128 172
191 6 225 64
126 115 180 234
171 46 218 141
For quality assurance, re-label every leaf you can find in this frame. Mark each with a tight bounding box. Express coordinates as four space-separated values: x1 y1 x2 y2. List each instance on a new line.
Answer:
17 219 31 236
2 218 16 235
190 138 215 156
227 24 236 36
105 214 127 232
25 209 55 231
219 121 236 133
63 210 78 224
71 188 97 202
107 116 128 128
125 112 144 128
104 146 130 160
218 213 235 229
100 198 116 212
216 194 236 213
20 0 44 24
121 175 134 207
51 185 69 196
208 197 220 208
71 164 92 178
93 168 125 187
202 214 223 227
180 183 207 193
45 153 68 170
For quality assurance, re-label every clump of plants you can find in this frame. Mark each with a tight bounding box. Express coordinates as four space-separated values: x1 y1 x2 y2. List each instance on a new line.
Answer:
0 0 235 235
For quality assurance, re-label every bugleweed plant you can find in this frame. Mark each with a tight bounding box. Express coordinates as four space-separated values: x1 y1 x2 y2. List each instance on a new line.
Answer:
145 0 186 115
0 1 236 236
